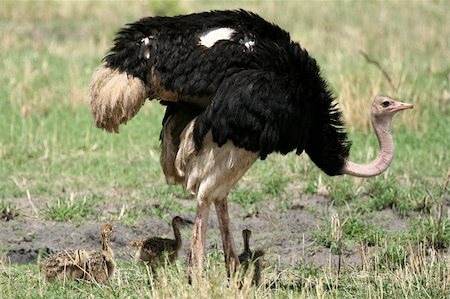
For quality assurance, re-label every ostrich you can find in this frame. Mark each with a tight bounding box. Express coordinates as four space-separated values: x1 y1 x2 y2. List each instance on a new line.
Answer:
129 216 192 270
238 229 265 286
40 224 115 283
88 10 412 273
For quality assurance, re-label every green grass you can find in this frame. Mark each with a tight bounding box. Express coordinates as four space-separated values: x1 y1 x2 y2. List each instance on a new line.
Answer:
0 199 16 212
1 0 449 297
2 249 449 298
410 207 450 250
44 194 97 222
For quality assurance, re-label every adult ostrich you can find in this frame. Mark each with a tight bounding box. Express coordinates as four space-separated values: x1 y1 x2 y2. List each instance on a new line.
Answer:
89 10 412 272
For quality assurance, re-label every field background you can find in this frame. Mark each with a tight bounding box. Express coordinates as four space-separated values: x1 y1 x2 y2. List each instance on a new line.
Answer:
1 0 449 298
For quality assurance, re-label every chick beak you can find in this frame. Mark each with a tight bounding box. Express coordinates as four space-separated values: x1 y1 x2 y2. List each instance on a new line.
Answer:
183 219 194 226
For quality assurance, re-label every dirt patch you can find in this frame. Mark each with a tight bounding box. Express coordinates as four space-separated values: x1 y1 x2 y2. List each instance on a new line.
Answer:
0 194 411 269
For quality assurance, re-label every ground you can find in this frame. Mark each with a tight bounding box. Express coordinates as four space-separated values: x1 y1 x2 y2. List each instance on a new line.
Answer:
2 191 421 270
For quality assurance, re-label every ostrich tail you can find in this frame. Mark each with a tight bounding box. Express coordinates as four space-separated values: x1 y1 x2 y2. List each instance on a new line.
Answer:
88 64 149 133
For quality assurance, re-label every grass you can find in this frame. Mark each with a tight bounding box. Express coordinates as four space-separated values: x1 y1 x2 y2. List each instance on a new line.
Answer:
1 0 449 297
44 194 96 222
1 247 449 298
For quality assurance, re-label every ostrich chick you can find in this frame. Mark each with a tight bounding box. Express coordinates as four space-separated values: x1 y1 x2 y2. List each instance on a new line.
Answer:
238 229 265 286
130 216 192 270
40 224 115 283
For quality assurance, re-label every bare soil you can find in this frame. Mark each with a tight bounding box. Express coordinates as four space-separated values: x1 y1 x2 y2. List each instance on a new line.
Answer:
1 193 412 269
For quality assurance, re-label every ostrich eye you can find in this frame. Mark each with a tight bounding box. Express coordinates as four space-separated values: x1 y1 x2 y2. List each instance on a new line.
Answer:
382 101 390 107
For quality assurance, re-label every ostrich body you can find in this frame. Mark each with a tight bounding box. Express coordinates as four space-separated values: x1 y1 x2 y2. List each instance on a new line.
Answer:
89 10 412 272
238 229 265 286
130 216 191 270
40 224 115 283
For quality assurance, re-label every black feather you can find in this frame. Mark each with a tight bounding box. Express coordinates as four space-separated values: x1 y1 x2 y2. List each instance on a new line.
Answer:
102 10 351 176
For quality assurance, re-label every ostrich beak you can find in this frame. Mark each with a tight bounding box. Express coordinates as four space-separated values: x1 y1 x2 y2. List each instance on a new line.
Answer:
183 219 194 226
392 100 413 112
391 100 414 112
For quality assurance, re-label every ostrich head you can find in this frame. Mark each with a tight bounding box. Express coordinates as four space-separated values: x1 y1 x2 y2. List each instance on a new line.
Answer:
172 216 193 227
342 95 413 177
371 95 413 121
101 223 114 238
242 229 251 240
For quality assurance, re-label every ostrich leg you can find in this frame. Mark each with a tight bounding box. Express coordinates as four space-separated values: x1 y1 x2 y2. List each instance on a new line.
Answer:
215 198 240 276
187 200 211 269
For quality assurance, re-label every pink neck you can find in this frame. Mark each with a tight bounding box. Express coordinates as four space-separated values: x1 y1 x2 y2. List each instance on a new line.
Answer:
341 116 394 177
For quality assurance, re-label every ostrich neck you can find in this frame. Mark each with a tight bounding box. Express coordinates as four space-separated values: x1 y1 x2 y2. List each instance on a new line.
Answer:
243 234 250 252
173 224 182 250
102 234 113 256
342 115 394 177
